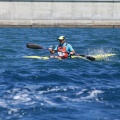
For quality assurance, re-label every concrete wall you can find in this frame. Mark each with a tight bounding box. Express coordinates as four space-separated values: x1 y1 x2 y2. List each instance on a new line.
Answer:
0 1 120 27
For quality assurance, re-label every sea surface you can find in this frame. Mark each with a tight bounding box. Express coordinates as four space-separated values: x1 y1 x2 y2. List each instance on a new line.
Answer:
0 28 120 120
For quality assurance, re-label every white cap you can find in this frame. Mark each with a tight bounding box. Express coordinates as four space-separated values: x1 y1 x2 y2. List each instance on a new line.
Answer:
58 36 65 40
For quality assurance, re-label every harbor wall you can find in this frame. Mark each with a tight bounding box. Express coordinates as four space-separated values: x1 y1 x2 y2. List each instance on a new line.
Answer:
0 1 120 27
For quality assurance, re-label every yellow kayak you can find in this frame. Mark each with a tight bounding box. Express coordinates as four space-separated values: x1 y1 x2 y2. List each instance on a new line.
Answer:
92 54 116 60
23 56 49 60
23 53 116 61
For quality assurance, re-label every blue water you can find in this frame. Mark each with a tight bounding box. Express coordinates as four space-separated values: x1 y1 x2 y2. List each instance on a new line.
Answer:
0 28 120 120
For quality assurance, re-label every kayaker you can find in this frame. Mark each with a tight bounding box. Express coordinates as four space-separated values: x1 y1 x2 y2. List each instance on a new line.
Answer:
49 36 75 59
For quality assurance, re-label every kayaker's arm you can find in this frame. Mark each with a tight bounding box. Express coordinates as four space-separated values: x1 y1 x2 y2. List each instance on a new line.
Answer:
49 48 56 54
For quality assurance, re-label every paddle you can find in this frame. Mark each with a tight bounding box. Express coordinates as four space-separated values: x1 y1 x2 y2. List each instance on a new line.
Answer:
73 54 95 61
26 43 95 61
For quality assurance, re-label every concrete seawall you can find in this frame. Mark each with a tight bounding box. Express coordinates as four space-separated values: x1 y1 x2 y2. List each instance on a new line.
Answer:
0 1 120 27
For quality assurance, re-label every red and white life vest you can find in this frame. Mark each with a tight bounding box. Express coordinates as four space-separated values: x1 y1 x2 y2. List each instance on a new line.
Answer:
57 45 69 59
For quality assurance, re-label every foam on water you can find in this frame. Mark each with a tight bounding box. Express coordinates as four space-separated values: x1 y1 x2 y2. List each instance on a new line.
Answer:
86 48 117 61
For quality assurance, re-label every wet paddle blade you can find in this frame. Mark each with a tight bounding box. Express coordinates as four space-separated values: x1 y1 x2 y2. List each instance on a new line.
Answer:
26 43 43 49
86 56 95 61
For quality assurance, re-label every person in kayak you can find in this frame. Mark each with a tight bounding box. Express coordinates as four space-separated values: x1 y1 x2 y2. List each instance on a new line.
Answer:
49 36 75 59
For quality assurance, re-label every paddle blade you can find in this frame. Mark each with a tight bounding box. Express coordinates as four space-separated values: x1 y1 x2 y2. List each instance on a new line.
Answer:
86 56 95 61
26 43 43 49
79 54 95 61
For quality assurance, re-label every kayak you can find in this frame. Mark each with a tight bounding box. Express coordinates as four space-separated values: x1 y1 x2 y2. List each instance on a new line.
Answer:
23 53 116 61
23 56 49 60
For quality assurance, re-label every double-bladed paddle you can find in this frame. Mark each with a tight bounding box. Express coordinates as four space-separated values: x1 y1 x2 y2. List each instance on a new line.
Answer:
26 43 95 61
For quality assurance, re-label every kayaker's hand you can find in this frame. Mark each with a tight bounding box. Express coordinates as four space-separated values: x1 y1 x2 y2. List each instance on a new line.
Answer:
49 48 56 54
48 48 53 52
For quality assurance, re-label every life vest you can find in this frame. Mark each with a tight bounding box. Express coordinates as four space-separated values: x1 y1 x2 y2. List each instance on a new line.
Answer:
57 44 69 59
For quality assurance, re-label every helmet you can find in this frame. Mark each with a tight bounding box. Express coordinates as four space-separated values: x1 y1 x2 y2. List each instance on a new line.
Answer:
58 36 65 40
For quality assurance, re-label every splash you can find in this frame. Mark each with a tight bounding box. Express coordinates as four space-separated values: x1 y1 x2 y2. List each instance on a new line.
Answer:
88 48 115 55
87 48 116 61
